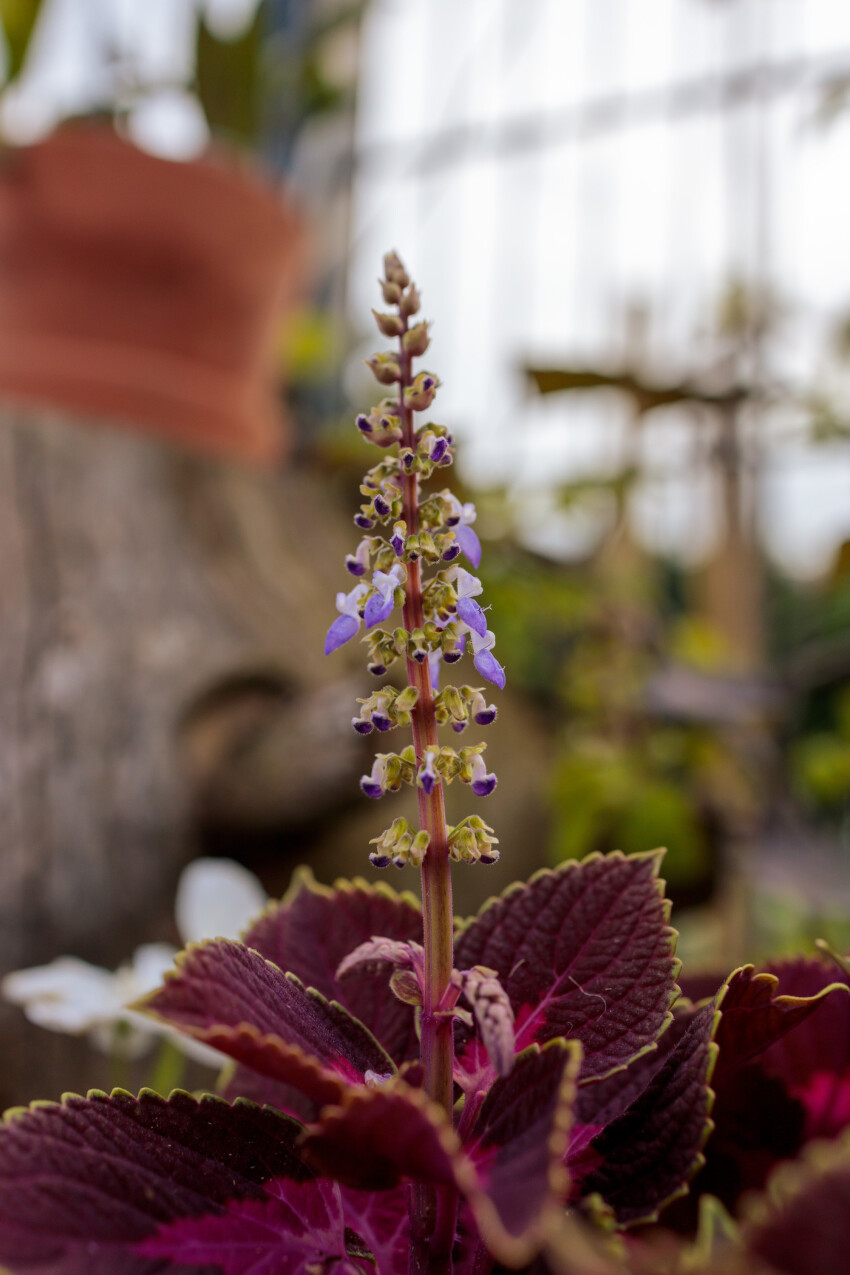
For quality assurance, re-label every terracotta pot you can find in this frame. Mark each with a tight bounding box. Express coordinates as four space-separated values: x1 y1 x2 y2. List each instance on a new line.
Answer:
0 125 309 463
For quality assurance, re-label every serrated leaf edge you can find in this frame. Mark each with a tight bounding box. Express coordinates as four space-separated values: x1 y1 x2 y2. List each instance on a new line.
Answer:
132 939 396 1080
456 850 683 1089
242 864 421 942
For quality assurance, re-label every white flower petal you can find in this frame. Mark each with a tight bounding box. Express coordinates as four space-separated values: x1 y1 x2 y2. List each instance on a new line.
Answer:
2 958 122 1033
123 944 179 999
175 858 267 945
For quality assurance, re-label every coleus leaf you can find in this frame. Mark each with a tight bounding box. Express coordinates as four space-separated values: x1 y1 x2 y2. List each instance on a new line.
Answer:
577 1001 718 1226
302 1040 581 1267
244 866 422 1064
756 956 850 1140
711 961 850 1084
742 1128 850 1275
137 939 394 1108
0 1089 378 1275
668 958 850 1220
454 850 679 1083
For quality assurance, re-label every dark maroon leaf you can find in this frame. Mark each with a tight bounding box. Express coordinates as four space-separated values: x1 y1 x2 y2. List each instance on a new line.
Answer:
138 939 394 1104
221 1063 319 1122
570 1006 697 1172
663 958 850 1226
299 1080 459 1191
454 851 679 1083
758 957 850 1140
244 866 422 1064
712 963 850 1084
743 1132 850 1275
0 1089 352 1275
463 1040 581 1266
578 1002 717 1226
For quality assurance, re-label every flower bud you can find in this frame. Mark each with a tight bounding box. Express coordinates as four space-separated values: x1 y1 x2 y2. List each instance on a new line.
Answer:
400 284 420 317
395 685 420 714
366 352 402 385
403 322 430 357
379 278 402 304
383 251 410 287
407 629 429 663
404 373 438 412
372 309 405 338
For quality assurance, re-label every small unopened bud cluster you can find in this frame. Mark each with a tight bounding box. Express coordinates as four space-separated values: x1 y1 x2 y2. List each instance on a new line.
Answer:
325 252 507 868
369 817 431 869
447 815 499 864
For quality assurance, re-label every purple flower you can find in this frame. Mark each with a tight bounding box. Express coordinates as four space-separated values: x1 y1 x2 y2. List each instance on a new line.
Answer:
364 565 405 629
468 752 497 797
352 718 374 735
449 567 488 637
428 647 442 689
430 437 449 464
356 413 373 435
418 748 440 795
354 512 375 530
390 522 406 556
360 755 388 799
345 538 371 577
373 493 391 518
443 632 466 664
470 690 497 725
324 583 368 655
444 496 482 568
471 629 506 690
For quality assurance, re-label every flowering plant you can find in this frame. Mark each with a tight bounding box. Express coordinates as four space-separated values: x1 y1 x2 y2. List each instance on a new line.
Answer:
0 256 850 1275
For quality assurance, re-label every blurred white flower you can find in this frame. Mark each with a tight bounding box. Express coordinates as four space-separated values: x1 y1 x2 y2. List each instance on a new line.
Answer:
2 858 266 1063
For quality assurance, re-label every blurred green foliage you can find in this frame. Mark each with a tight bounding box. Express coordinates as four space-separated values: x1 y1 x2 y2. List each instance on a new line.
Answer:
481 543 756 899
196 8 263 145
0 0 43 86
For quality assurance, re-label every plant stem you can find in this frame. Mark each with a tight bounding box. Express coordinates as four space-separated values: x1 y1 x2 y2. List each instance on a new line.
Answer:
398 327 456 1273
397 333 455 1118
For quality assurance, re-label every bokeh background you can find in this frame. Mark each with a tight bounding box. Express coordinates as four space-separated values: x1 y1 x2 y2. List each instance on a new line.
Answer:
1 0 850 1104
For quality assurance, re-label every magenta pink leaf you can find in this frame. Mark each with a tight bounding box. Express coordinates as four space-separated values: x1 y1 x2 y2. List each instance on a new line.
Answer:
0 1089 339 1275
244 866 422 1064
454 851 679 1082
139 1177 373 1275
138 939 394 1102
341 1188 410 1275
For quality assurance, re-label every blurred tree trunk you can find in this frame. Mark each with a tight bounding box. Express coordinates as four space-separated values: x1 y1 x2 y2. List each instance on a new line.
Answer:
0 405 362 1103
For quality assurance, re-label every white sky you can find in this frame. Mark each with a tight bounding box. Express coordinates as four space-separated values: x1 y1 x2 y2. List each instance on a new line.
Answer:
350 0 850 577
5 0 850 578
